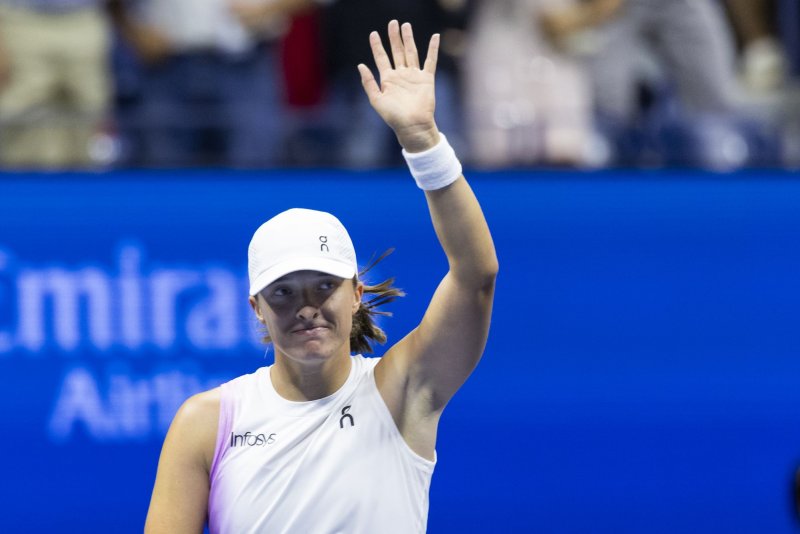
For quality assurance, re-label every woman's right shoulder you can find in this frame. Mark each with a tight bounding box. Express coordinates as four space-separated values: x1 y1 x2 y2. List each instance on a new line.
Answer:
173 388 221 436
178 388 221 425
165 388 222 471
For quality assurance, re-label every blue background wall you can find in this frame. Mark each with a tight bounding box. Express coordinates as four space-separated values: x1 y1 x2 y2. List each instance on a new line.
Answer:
0 170 798 533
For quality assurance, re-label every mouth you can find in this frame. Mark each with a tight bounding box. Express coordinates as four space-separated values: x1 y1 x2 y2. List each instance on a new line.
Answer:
291 326 329 336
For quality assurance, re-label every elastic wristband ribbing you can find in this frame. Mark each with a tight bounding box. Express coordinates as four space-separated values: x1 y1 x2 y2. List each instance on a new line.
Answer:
402 133 462 191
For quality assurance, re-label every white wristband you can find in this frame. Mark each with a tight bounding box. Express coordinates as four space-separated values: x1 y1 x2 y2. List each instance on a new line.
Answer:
402 133 463 191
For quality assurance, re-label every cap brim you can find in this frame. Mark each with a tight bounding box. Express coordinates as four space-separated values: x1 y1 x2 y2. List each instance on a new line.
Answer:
249 257 357 296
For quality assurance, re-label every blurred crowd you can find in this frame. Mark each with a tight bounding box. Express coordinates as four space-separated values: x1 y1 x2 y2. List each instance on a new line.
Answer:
0 0 798 170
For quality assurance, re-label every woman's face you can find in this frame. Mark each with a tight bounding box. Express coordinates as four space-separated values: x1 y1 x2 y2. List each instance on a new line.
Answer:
250 270 362 364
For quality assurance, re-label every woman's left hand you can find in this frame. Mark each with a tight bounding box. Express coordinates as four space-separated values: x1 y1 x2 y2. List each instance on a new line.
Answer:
358 20 440 153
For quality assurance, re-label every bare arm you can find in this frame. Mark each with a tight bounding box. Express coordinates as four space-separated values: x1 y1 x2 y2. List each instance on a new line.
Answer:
359 21 498 456
144 389 220 534
229 0 317 33
0 32 10 91
540 0 625 46
723 0 774 45
107 0 173 64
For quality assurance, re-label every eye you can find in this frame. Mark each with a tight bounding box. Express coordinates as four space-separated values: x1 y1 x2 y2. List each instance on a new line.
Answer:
318 280 336 291
271 286 292 297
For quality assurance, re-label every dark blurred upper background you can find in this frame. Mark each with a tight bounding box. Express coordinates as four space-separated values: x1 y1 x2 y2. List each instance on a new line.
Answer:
0 0 798 171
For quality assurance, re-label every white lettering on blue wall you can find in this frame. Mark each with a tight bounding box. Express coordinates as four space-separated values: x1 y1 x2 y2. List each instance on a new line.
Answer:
0 242 276 443
48 364 231 442
0 243 261 355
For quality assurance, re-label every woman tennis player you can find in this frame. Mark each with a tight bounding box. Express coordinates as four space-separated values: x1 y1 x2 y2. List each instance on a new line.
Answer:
145 20 498 533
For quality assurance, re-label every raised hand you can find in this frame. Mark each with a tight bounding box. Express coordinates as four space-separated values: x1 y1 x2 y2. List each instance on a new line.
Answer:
358 20 441 153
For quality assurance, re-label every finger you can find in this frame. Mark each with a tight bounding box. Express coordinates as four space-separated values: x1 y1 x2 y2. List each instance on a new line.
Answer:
357 64 381 103
387 19 406 68
422 33 440 75
368 31 392 77
400 22 420 69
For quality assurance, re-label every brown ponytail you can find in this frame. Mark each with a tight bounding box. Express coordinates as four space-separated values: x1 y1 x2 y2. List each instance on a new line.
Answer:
350 248 404 353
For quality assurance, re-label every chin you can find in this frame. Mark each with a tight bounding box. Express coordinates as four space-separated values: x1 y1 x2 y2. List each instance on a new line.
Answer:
281 339 345 364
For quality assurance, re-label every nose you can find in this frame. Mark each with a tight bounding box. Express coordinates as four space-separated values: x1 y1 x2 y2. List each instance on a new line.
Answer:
296 287 321 321
296 305 320 321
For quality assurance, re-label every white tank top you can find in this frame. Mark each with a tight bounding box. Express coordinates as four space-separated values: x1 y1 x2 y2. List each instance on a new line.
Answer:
207 355 436 534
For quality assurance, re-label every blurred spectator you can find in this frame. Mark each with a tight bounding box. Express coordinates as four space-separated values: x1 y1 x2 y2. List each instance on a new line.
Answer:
281 11 326 110
110 0 318 167
720 0 800 168
723 0 788 93
275 8 334 166
0 0 112 168
581 0 749 167
317 0 468 167
463 0 617 167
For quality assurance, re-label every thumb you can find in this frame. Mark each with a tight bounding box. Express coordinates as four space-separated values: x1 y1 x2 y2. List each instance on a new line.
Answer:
358 64 382 104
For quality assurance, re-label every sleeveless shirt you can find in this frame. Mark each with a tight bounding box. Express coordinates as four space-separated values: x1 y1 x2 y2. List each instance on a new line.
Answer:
207 355 436 534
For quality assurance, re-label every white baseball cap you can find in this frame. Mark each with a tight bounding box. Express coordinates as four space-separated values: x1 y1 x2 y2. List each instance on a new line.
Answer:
248 208 358 296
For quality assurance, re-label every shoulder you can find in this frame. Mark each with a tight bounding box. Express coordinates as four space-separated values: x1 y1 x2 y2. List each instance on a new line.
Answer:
173 388 220 439
145 389 221 532
355 353 381 371
177 388 221 428
166 388 221 472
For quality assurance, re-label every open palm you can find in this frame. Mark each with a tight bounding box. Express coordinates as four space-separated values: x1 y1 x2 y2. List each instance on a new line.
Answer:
358 21 439 149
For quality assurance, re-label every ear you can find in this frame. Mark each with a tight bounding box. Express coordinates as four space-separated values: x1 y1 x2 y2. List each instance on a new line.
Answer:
249 295 266 325
352 281 364 315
